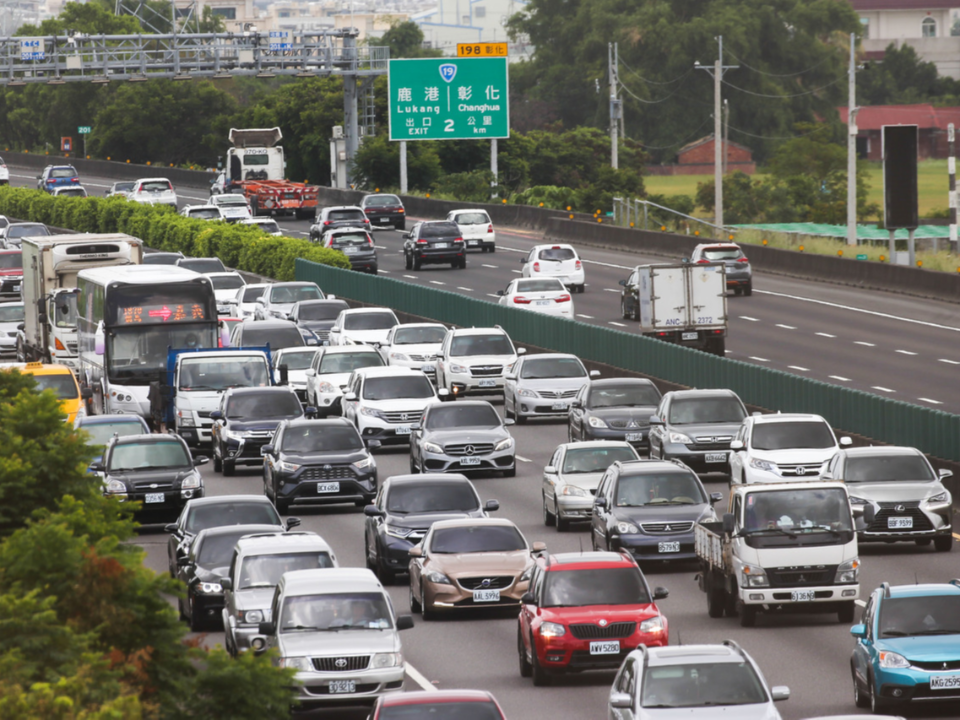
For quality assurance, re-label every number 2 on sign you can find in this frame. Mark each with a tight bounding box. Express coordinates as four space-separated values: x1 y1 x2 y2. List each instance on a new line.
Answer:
444 119 455 132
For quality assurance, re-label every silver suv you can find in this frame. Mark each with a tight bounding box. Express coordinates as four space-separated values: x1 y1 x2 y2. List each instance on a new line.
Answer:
608 640 790 719
823 445 953 552
257 568 413 707
221 531 337 656
409 400 516 477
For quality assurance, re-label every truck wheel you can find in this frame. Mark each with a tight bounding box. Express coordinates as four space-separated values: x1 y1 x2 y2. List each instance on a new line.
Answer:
852 664 870 708
706 576 726 619
838 601 855 624
213 453 222 473
738 602 757 627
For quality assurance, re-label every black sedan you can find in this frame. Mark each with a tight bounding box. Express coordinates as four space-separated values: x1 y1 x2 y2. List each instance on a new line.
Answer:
361 193 405 230
164 494 297 577
263 417 379 513
567 378 663 453
290 299 350 346
177 523 284 631
95 433 207 523
403 221 465 270
210 387 312 476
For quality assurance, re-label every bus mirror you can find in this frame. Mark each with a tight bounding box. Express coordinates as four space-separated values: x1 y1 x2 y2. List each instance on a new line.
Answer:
95 337 105 355
220 327 231 348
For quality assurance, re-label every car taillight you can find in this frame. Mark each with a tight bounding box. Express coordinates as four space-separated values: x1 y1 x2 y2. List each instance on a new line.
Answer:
367 235 374 245
513 296 531 304
364 219 370 224
324 220 331 225
575 260 582 270
737 257 749 263
455 237 463 243
487 224 493 233
533 262 540 272
697 259 710 264
398 208 405 213
417 238 427 244
46 179 55 184
555 294 571 303
71 177 78 183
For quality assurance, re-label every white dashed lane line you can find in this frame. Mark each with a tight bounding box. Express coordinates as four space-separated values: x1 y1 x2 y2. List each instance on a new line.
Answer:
749 357 770 363
830 375 852 382
872 386 895 393
603 288 619 293
895 350 918 356
404 663 437 692
740 316 760 322
511 270 522 274
788 366 810 372
775 324 796 330
577 314 594 319
918 397 943 405
816 332 836 338
482 264 498 269
456 287 473 292
429 281 446 286
854 341 875 347
516 456 532 463
940 359 960 365
486 294 500 298
608 322 626 327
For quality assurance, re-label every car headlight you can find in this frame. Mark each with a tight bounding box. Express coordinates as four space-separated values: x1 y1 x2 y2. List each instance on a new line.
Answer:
834 558 859 584
587 416 608 429
280 657 312 671
925 491 950 505
504 360 517 373
879 651 910 669
749 457 776 473
353 456 375 470
318 381 338 394
371 652 402 668
279 461 301 473
239 609 264 624
560 485 589 497
848 496 868 505
360 406 382 418
181 472 201 490
199 581 223 594
422 441 443 454
449 363 468 374
385 525 413 539
224 429 247 442
424 570 452 585
617 521 639 534
178 412 196 428
667 431 693 444
540 621 566 638
639 616 665 634
741 564 769 587
494 437 514 452
389 352 409 362
519 565 535 583
518 388 539 398
104 479 127 495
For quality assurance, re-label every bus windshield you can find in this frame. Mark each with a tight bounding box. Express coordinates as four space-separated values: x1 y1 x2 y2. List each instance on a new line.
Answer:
108 325 218 383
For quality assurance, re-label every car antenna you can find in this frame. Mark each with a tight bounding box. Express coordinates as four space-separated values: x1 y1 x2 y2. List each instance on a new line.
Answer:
578 537 583 555
677 630 682 645
915 571 919 585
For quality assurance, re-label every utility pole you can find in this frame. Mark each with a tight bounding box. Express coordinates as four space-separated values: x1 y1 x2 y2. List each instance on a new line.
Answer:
723 99 729 175
695 36 737 229
949 123 956 251
846 32 859 246
609 42 621 169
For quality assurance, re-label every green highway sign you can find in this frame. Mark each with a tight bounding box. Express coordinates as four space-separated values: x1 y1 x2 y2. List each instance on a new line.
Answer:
78 126 92 134
388 57 509 142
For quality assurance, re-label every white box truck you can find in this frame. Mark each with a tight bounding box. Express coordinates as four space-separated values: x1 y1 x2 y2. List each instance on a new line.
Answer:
17 234 143 369
619 262 728 355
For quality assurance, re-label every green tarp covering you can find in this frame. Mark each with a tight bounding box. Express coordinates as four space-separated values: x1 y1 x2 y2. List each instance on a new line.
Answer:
732 223 951 240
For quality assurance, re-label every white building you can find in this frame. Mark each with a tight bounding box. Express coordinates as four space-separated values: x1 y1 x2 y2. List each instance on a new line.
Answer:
853 1 960 78
412 0 530 57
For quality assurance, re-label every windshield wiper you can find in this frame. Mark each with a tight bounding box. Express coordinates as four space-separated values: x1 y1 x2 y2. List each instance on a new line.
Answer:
240 582 274 588
741 527 798 539
911 629 960 636
180 384 218 391
282 625 323 631
800 525 844 536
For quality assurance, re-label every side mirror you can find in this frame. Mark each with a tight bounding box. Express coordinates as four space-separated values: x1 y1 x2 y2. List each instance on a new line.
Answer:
364 505 384 517
437 388 450 398
618 278 627 286
396 614 414 631
517 348 526 355
648 415 663 425
194 456 209 466
939 468 954 479
571 400 582 409
609 692 633 709
260 445 274 456
81 387 93 400
730 439 744 450
594 497 608 509
503 418 515 426
285 517 301 529
366 439 381 449
839 436 853 447
520 258 527 264
722 512 735 535
256 298 266 305
531 541 547 553
504 374 516 381
589 370 600 378
709 492 723 505
304 368 316 377
408 546 423 558
258 621 276 636
278 364 289 386
304 406 318 417
521 592 535 605
163 523 177 533
862 504 875 525
544 466 557 475
484 499 500 512
220 577 233 590
177 556 191 567
770 686 790 702
344 392 357 401
652 586 669 600
90 461 105 472
849 623 866 639
209 410 223 420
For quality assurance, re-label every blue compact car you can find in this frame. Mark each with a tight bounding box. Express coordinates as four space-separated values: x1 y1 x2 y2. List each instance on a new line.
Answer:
851 580 960 714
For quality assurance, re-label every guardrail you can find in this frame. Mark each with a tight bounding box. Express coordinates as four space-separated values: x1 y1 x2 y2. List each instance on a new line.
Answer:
296 258 960 463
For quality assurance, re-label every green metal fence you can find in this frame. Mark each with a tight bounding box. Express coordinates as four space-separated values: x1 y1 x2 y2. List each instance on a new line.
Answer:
297 260 960 462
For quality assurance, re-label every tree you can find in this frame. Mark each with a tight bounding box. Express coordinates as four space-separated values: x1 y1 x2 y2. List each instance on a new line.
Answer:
17 0 141 35
858 43 960 106
378 21 443 59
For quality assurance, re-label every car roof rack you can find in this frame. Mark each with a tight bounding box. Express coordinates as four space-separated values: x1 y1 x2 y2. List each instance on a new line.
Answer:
949 579 960 590
722 639 747 659
881 581 892 598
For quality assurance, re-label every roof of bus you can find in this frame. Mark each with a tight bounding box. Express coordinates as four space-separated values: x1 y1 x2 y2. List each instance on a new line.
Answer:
78 265 204 284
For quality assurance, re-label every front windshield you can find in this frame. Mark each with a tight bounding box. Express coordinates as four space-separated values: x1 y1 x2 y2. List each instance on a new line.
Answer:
394 326 446 345
430 525 526 553
0 253 22 269
640 662 768 709
364 195 401 207
379 702 500 720
270 285 322 304
211 275 245 291
878 596 960 638
32 373 79 400
185 502 281 534
425 404 499 430
588 383 660 409
242 286 267 302
318 351 383 374
668 396 746 424
109 440 189 471
386 482 479 514
226 392 302 419
562 446 639 474
742 488 853 533
179 258 225 273
238 551 334 590
363 375 434 400
197 529 262 567
281 425 362 453
520 357 585 379
0 303 24 322
107 325 218 383
343 312 397 331
276 350 317 371
450 334 513 357
615 471 704 506
53 293 78 328
844 454 934 482
189 208 223 220
280 592 392 632
752 421 834 451
297 302 347 321
9 225 50 239
80 420 145 445
542 567 649 607
179 358 269 391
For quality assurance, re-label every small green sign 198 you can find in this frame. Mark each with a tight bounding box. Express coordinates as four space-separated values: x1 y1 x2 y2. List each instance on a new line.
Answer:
78 126 92 134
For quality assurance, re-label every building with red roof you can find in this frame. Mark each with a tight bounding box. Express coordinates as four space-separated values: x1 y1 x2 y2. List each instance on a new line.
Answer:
838 104 960 159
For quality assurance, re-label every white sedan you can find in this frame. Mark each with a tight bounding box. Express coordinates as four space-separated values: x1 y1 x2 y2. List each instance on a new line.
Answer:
497 277 574 318
209 194 253 222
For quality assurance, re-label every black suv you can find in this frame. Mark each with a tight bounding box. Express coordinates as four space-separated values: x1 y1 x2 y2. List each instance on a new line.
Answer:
263 417 379 513
95 433 207 521
210 387 311 476
590 459 722 563
568 378 663 452
363 474 498 583
310 205 370 239
361 193 405 230
403 221 465 270
229 318 306 352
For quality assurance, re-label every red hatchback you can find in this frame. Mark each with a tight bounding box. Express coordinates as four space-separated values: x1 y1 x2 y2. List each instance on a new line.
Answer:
0 249 22 300
369 689 506 719
517 551 669 686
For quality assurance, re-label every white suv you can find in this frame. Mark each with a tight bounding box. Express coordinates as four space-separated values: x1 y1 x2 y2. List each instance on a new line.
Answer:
328 307 399 347
304 345 385 416
342 366 446 445
436 327 525 398
521 243 585 293
129 177 178 208
729 413 852 485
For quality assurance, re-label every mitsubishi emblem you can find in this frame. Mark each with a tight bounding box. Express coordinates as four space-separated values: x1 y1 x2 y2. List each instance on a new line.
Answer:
334 658 348 669
664 525 671 532
599 619 608 627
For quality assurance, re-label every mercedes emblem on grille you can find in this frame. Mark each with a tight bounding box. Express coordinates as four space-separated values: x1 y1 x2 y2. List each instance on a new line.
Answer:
334 658 347 669
895 504 906 513
464 445 475 456
480 578 491 588
795 466 807 476
599 619 608 627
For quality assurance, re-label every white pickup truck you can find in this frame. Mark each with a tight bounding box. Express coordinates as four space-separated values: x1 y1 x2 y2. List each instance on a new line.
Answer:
696 481 870 627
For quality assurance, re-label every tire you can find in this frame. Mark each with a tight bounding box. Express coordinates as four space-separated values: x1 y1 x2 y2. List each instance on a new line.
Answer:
376 550 395 585
451 262 458 269
706 575 726 619
413 256 422 271
404 252 412 270
490 245 496 253
577 284 585 293
542 494 556 527
410 583 422 614
869 672 887 713
733 286 742 296
458 257 467 269
531 639 552 687
422 598 438 621
395 222 405 232
838 600 856 624
620 299 630 320
222 459 235 477
188 595 205 632
738 602 757 628
276 496 291 515
853 665 870 709
518 629 532 678
556 505 570 532
502 467 516 478
934 534 953 552
213 452 222 473
744 282 753 297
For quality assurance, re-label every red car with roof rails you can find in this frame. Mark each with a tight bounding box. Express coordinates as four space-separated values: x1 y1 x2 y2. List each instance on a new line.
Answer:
368 689 506 719
0 249 23 300
517 550 669 686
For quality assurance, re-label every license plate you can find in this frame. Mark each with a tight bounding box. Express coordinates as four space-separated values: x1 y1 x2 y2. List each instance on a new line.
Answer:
705 453 727 463
682 332 698 341
478 379 496 388
590 641 620 655
317 482 340 493
473 589 500 602
459 456 481 466
421 363 436 373
468 240 479 246
375 217 388 223
888 516 913 529
625 432 644 442
145 493 164 504
551 402 569 411
343 246 359 254
434 242 449 248
395 426 412 435
931 675 960 690
329 680 356 694
790 590 815 602
658 542 680 553
535 300 551 306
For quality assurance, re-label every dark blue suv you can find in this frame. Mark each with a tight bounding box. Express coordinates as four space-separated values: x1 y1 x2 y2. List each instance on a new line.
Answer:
38 165 80 193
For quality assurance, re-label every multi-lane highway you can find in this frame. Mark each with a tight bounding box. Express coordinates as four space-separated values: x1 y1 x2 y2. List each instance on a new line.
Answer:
7 162 960 719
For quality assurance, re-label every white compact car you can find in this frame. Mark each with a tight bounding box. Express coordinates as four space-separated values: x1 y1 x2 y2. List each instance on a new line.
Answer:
729 413 852 485
305 345 386 416
498 277 574 318
0 157 8 185
226 282 269 319
207 272 247 315
181 204 224 221
342 366 445 446
445 208 495 252
210 193 253 222
272 346 320 402
435 326 524 398
128 177 178 208
377 323 447 377
521 243 585 293
51 185 88 198
328 307 399 347
240 217 283 236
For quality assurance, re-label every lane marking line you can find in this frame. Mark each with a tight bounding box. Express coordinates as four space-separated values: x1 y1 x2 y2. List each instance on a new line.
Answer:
954 533 960 540
486 294 500 298
749 356 770 362
872 386 895 393
608 321 626 327
816 332 836 338
403 275 416 279
940 358 960 365
895 350 918 356
830 375 852 382
404 662 437 692
855 599 867 608
854 341 875 347
740 316 760 322
788 365 810 371
918 397 943 405
379 269 390 274
516 455 532 463
603 288 620 293
775 324 796 330
577 314 594 319
482 264 498 268
429 281 446 286
456 286 473 292
511 269 522 274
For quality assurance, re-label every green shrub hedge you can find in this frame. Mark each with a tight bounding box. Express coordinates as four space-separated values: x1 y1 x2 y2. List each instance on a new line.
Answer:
0 186 351 279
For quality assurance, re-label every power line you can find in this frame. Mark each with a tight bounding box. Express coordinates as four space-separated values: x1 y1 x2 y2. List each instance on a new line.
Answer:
618 77 688 105
726 52 833 78
635 116 713 150
617 55 692 86
726 122 814 141
721 75 845 98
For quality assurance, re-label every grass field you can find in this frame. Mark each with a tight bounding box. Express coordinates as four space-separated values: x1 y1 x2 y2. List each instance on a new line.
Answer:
645 160 952 218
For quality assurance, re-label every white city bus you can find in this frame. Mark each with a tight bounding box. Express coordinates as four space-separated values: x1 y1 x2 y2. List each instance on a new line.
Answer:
77 265 219 417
